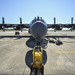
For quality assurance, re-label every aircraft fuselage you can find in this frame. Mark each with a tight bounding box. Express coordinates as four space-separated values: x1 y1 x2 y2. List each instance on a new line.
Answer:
29 17 47 43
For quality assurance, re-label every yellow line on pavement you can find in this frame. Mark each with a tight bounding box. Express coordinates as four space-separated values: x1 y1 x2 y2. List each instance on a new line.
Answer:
55 50 75 53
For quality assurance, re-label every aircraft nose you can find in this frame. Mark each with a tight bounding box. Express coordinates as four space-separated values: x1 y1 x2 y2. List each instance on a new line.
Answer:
30 22 47 40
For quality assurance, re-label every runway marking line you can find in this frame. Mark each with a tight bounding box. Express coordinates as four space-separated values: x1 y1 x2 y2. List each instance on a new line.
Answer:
55 50 75 53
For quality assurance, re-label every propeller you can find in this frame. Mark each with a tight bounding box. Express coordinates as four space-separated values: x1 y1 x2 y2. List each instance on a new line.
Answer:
70 17 73 31
2 17 5 24
2 17 5 32
54 17 56 32
20 17 23 32
20 17 22 24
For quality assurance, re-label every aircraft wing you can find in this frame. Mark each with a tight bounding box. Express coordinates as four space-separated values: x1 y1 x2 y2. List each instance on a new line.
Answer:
47 24 75 31
0 17 29 30
47 17 75 31
0 24 29 30
47 24 75 28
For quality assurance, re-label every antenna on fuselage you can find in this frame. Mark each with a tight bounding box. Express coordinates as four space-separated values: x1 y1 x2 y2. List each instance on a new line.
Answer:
37 16 39 20
40 17 42 20
34 17 36 20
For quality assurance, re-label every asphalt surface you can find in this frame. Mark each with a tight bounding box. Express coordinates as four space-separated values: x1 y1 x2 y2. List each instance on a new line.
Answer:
0 31 75 36
0 31 75 75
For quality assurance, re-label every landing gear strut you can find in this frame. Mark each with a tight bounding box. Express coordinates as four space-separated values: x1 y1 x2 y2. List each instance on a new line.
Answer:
31 63 44 75
30 46 44 75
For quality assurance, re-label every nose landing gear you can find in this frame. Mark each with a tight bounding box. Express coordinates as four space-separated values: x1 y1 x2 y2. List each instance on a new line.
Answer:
30 46 44 75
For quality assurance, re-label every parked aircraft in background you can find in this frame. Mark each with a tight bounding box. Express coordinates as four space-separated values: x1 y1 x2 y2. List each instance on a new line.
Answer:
0 17 75 31
0 16 75 45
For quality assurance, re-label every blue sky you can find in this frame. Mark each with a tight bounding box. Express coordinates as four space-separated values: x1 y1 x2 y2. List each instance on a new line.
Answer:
0 0 75 24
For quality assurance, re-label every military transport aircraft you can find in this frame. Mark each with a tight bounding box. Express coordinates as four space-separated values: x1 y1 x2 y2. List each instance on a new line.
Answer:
0 16 75 45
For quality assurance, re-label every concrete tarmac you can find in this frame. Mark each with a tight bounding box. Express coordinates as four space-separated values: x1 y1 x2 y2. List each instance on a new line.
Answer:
0 31 75 75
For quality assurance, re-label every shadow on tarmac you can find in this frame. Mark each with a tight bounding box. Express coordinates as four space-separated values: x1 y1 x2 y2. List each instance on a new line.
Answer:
26 37 48 48
26 37 36 48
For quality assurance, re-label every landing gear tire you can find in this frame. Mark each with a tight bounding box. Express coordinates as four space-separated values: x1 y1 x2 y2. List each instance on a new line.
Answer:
49 40 55 43
56 40 63 45
31 63 33 72
15 32 20 35
41 64 44 75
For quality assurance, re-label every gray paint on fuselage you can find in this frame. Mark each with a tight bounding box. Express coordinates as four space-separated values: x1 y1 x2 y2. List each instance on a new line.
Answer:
29 17 47 42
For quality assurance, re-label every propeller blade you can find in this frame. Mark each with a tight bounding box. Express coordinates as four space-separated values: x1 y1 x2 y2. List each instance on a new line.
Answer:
54 17 56 32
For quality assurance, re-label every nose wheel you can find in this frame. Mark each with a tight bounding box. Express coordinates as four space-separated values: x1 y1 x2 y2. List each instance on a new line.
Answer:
30 64 44 75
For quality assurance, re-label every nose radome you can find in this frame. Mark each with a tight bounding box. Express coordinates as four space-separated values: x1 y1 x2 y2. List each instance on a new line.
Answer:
31 22 47 40
29 17 47 42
